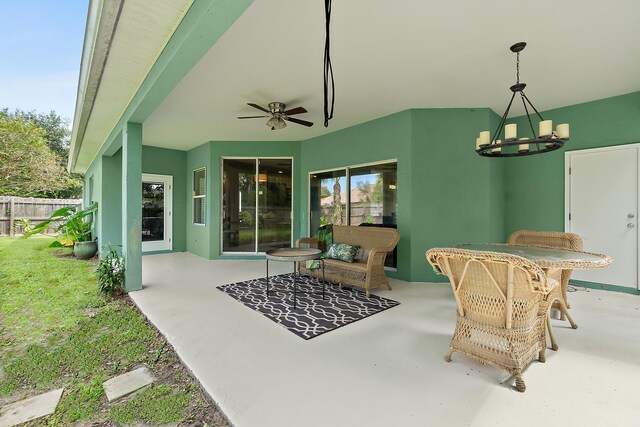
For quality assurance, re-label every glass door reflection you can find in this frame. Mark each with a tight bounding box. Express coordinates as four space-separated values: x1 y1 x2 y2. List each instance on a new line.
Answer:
222 158 293 253
222 159 257 252
141 174 173 252
258 159 292 252
142 182 165 242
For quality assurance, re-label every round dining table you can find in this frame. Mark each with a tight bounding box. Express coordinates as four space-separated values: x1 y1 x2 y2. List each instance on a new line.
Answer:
456 243 612 349
456 243 612 271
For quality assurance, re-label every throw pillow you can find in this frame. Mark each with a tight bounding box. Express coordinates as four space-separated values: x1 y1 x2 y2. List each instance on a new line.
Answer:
354 247 370 262
325 243 360 263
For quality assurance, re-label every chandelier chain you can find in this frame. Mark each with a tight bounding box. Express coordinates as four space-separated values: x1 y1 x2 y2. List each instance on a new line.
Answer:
516 51 520 84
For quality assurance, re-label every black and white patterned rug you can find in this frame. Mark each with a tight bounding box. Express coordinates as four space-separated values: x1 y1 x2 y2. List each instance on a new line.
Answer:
217 273 400 340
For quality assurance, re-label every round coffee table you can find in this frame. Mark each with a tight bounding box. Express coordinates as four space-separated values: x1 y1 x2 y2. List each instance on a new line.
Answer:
265 248 326 309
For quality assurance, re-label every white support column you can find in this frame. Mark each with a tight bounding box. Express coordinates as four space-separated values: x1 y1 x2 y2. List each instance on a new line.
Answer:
122 122 143 291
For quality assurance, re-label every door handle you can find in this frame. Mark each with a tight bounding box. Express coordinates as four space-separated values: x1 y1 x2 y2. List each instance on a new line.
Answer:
628 223 635 228
628 214 635 219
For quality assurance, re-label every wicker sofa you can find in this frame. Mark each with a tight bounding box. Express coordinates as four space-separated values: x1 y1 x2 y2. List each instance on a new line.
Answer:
296 225 400 296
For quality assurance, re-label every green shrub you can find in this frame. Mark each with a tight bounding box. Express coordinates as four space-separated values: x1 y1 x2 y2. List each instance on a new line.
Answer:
239 210 253 226
97 245 125 295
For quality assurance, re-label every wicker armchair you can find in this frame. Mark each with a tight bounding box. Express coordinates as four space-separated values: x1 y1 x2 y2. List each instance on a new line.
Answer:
507 230 582 334
426 248 558 392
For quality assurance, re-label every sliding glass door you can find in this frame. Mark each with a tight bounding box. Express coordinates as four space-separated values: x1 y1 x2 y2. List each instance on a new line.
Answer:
309 161 398 268
222 158 292 253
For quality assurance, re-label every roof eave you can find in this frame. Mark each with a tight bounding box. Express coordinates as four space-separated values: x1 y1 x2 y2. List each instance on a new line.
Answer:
68 0 124 174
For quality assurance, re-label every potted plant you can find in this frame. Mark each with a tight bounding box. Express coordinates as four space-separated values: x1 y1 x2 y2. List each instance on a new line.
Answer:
25 202 98 259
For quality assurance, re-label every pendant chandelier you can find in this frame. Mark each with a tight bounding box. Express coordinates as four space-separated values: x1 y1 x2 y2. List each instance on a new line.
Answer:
476 42 569 157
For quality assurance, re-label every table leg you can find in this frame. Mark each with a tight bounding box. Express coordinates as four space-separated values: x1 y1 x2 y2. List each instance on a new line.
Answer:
266 259 270 297
321 259 326 300
293 261 297 309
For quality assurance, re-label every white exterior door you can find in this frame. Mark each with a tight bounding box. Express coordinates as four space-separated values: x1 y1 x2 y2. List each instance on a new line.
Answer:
566 146 638 288
142 174 173 252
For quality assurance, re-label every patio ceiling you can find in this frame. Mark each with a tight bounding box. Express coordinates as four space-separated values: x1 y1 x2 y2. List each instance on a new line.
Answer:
143 0 640 150
72 0 640 171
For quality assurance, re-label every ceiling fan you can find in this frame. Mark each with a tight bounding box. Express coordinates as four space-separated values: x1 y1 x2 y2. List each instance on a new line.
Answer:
238 102 314 130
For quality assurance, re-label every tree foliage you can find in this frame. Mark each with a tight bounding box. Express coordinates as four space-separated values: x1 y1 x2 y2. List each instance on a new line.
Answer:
0 114 81 197
1 108 70 164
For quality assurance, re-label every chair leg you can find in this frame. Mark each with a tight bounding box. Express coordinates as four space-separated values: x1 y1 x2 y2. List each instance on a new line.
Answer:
444 348 454 362
539 348 546 363
547 313 558 351
514 370 526 392
386 282 392 291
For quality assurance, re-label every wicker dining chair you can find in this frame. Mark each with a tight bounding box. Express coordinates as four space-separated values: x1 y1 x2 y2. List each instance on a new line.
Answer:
426 248 558 392
507 230 582 336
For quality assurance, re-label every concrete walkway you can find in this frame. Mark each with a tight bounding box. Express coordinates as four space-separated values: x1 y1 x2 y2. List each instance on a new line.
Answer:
133 252 640 427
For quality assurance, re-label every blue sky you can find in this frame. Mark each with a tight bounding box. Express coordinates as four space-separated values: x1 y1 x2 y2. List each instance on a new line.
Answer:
0 1 88 123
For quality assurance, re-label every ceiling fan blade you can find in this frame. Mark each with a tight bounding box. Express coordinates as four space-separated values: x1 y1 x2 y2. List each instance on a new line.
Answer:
283 106 307 116
247 103 270 113
238 115 268 119
285 117 314 127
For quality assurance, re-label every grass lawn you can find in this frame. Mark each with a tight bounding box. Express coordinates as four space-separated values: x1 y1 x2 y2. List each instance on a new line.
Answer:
238 226 291 246
0 237 227 426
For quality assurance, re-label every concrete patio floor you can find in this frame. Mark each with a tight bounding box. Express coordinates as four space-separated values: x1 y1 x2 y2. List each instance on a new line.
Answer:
134 252 640 427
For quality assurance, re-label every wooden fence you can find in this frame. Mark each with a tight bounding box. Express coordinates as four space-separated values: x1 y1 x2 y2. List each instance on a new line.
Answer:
0 196 82 236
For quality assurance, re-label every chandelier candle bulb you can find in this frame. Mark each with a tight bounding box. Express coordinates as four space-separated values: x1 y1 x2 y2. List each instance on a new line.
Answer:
480 131 491 146
556 123 570 139
539 120 553 137
476 137 481 150
491 140 501 153
518 137 530 152
505 124 517 140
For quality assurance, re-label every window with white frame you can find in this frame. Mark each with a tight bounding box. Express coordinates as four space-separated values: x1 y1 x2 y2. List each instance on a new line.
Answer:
193 168 206 225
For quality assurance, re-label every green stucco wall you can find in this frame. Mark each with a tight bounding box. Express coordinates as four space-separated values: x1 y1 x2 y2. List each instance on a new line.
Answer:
410 108 504 281
142 146 187 252
84 90 640 287
84 154 103 244
300 111 413 280
300 108 502 282
101 150 122 249
504 91 640 234
186 143 211 258
84 148 123 252
85 146 187 254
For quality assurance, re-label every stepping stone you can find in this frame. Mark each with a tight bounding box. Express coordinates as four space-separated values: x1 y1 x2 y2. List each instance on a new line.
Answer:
103 366 155 403
0 388 64 427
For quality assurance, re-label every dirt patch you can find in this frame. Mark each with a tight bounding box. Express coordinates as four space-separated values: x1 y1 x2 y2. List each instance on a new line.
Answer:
124 296 230 427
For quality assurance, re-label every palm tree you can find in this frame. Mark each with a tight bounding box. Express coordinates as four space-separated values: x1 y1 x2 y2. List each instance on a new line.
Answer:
356 180 373 222
332 177 343 225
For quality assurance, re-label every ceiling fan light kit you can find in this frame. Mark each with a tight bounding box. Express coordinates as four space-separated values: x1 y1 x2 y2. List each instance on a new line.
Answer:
476 42 570 158
238 101 314 130
267 116 286 130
